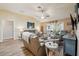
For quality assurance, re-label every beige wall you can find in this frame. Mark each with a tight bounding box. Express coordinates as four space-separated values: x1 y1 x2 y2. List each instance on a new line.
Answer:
0 10 39 41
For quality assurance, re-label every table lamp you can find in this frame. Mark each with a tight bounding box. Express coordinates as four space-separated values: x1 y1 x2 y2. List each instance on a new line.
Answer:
17 26 24 39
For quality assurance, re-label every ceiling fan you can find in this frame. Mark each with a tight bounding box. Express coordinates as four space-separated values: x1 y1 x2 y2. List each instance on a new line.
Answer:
36 5 50 20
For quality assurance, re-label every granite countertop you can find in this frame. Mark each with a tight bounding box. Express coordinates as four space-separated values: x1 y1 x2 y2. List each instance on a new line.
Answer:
63 34 76 40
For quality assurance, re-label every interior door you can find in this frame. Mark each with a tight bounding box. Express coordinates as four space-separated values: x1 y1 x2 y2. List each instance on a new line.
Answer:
3 20 14 40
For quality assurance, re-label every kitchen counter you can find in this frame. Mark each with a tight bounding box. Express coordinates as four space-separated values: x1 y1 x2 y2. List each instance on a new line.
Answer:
63 34 77 56
63 34 76 40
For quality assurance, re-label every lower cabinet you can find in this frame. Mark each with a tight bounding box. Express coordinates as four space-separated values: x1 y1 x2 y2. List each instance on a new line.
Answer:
63 38 77 56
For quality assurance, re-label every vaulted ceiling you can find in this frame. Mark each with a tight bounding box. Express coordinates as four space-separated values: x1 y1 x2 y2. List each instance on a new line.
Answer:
0 3 76 21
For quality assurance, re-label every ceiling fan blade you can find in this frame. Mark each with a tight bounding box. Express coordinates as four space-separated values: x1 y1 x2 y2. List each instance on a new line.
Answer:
35 16 41 19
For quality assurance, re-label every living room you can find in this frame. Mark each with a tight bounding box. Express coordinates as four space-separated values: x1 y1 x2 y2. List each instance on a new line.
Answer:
0 3 78 56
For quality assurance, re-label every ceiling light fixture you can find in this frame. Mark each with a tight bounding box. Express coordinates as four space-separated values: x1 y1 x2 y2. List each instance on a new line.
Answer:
37 5 50 19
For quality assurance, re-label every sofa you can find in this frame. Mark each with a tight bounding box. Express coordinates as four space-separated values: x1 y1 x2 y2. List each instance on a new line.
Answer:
22 37 46 56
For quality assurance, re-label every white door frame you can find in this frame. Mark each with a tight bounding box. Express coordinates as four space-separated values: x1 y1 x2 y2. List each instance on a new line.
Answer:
0 20 15 42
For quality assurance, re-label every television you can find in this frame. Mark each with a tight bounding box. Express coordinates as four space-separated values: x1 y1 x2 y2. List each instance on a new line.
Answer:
27 22 35 29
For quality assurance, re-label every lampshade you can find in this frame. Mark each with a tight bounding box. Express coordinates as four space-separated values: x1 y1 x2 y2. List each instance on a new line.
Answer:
17 26 24 32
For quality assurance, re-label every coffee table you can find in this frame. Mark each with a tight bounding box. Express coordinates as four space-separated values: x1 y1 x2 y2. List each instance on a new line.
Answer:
45 41 58 56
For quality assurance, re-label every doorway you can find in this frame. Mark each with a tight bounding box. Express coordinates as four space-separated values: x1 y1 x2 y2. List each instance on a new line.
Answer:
2 20 14 41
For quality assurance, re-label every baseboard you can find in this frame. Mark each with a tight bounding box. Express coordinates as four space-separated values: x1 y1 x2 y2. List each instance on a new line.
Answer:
3 37 13 40
14 36 20 40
